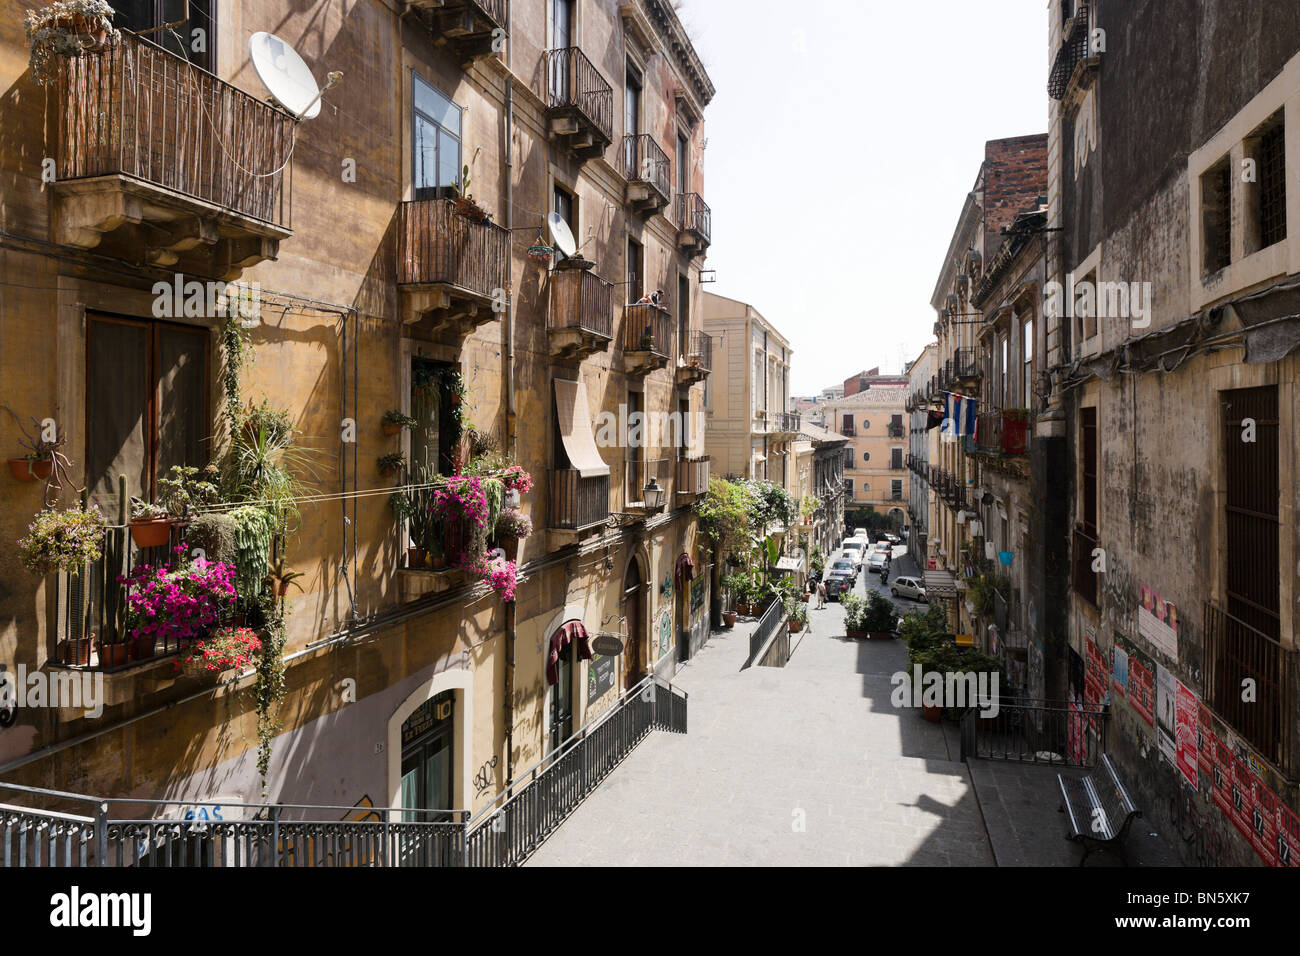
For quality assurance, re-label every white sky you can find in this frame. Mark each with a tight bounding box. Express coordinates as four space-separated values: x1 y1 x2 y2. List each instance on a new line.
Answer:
678 0 1050 394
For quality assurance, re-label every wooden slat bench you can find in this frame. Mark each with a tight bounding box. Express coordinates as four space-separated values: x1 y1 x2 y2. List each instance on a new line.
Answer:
1058 754 1141 866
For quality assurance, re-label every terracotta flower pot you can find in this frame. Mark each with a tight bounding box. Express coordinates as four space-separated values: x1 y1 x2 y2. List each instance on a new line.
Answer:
383 421 402 436
430 554 446 570
501 537 519 562
99 641 129 670
789 619 804 633
922 704 942 723
8 457 52 482
63 637 92 667
130 517 172 548
128 634 157 662
407 547 426 569
846 627 867 640
723 611 737 628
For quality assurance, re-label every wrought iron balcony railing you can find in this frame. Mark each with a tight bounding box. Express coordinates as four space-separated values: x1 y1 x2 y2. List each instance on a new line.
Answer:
1049 3 1093 100
1204 602 1297 777
624 302 673 357
623 133 671 203
952 347 981 380
398 199 510 301
545 46 614 144
676 192 712 247
57 31 294 228
682 329 712 372
975 408 1030 456
548 470 610 530
548 267 614 338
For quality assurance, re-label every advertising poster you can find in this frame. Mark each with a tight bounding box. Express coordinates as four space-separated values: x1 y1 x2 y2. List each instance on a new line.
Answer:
1111 642 1129 699
1067 692 1086 767
1230 753 1257 843
1277 800 1300 868
1250 780 1279 867
1155 664 1177 765
1084 636 1108 734
1174 681 1199 788
1212 737 1235 819
1118 633 1155 727
1137 582 1179 661
1198 702 1214 777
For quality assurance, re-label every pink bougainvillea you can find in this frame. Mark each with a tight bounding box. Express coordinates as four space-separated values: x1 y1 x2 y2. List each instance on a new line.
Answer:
431 476 490 529
466 554 517 602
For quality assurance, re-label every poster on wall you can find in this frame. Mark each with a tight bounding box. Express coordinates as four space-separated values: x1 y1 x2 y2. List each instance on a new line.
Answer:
1212 737 1236 819
1111 641 1129 699
657 609 672 661
1084 636 1109 735
1118 633 1155 727
1197 702 1214 777
1155 664 1177 765
1278 800 1300 868
1250 780 1279 867
1137 582 1179 661
1067 691 1086 766
1230 753 1257 844
1174 681 1199 788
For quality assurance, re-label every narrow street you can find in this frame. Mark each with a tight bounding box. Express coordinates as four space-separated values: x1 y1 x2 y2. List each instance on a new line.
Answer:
528 548 997 866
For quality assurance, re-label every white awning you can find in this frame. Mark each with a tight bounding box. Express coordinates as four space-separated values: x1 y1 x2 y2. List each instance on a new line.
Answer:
553 378 610 478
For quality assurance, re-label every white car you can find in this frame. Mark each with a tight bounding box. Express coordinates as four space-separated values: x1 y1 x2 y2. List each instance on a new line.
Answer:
891 576 927 602
867 550 890 574
841 540 866 570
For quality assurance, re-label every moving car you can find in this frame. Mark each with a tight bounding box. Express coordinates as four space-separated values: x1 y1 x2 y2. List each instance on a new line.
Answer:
882 532 901 545
824 562 857 600
890 576 927 602
828 558 857 585
867 550 890 574
841 539 867 570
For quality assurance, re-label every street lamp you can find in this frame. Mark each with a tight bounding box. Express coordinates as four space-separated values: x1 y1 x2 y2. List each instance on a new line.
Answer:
643 477 666 511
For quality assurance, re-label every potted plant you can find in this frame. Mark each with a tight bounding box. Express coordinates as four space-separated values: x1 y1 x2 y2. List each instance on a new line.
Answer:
177 626 262 678
786 597 808 633
98 634 129 669
862 590 899 639
8 451 52 482
18 504 104 575
378 452 407 478
63 632 94 667
842 593 867 639
24 0 119 86
428 533 446 570
129 498 172 548
721 571 746 623
158 464 219 521
452 165 489 221
382 410 416 436
495 507 532 562
124 554 237 661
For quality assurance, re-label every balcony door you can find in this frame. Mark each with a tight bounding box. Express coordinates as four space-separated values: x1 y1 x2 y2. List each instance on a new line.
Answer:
624 64 641 172
548 0 574 101
400 692 455 827
115 0 215 72
411 358 460 478
86 314 209 515
413 75 462 201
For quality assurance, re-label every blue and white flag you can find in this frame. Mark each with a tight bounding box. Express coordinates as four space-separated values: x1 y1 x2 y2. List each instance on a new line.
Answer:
945 392 977 438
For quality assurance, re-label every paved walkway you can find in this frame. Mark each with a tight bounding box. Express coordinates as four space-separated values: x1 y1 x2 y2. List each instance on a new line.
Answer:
527 553 996 866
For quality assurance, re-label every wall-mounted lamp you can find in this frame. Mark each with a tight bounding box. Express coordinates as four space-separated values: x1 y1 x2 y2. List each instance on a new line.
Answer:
643 477 666 511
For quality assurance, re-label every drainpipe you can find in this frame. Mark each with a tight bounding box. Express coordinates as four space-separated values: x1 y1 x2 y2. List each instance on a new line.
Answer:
503 17 517 791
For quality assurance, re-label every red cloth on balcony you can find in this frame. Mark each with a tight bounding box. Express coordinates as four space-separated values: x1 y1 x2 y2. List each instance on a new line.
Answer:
547 620 593 685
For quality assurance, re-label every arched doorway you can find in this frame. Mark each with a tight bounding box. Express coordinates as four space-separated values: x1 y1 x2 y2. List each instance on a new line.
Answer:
622 557 644 691
675 552 695 664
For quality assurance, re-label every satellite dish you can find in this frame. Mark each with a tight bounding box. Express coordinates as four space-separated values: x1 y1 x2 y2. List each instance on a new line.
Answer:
249 32 323 120
547 213 578 259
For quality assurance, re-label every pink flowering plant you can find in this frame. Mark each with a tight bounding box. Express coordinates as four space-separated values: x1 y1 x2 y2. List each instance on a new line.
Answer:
431 476 490 530
478 556 518 602
495 508 533 540
498 465 534 495
123 547 237 651
177 626 262 674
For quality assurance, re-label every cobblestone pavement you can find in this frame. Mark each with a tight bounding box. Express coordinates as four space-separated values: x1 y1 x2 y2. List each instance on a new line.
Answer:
527 547 998 866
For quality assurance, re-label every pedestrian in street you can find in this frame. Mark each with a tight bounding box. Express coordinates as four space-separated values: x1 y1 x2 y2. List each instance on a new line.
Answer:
816 580 827 609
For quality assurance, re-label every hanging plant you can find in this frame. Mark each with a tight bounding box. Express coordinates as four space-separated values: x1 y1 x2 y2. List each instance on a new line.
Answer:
227 505 278 598
17 504 104 575
24 0 119 87
252 613 287 792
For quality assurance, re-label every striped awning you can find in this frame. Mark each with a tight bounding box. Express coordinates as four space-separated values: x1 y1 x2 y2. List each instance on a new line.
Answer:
923 569 959 599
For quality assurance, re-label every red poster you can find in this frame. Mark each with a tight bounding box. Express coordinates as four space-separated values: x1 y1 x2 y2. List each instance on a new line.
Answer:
1068 695 1086 766
1128 654 1155 727
1230 756 1256 842
1084 637 1108 735
1250 782 1279 866
1197 703 1213 777
1212 738 1235 819
1175 682 1198 788
1277 801 1300 868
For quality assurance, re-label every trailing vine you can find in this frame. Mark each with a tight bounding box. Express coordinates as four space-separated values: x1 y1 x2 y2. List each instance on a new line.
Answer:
252 611 287 793
221 315 252 436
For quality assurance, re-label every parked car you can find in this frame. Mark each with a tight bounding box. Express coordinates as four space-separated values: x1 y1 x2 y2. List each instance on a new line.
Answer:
890 576 927 602
867 550 890 574
841 540 866 570
828 558 857 585
853 527 868 538
824 567 855 600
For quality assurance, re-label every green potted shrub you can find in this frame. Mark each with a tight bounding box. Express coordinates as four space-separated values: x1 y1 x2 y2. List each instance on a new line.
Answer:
862 590 898 639
786 597 809 633
842 593 866 639
378 452 407 479
382 410 417 436
158 464 219 521
721 572 746 625
129 498 172 548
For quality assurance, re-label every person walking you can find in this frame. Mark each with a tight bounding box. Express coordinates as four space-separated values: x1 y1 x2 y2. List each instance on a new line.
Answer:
816 580 827 609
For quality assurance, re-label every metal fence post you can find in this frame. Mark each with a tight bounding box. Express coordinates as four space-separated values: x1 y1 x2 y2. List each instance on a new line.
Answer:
94 801 108 867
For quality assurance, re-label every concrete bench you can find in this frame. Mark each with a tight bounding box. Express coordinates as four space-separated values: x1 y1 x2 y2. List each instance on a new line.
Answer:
1058 754 1141 866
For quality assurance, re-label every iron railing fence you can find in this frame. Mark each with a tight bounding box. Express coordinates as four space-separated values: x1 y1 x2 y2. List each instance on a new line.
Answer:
58 30 293 227
624 302 673 357
960 697 1107 768
548 267 614 337
545 47 614 142
683 329 712 371
0 676 688 867
1049 3 1092 100
952 346 981 379
675 192 712 242
548 470 610 530
398 199 510 299
623 133 671 200
747 594 788 667
1204 602 1297 778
